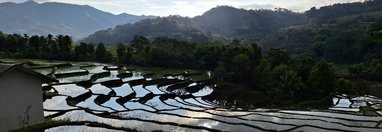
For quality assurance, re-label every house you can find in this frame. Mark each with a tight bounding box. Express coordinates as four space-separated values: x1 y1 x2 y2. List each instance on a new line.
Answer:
0 64 57 131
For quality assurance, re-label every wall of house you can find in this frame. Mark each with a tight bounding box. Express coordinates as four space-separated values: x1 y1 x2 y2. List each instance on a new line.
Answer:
0 70 44 131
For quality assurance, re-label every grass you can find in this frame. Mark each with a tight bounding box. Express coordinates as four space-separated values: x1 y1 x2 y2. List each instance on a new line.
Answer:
11 118 139 132
11 118 71 132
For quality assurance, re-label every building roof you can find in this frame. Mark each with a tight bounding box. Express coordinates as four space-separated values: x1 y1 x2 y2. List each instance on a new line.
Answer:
0 63 58 83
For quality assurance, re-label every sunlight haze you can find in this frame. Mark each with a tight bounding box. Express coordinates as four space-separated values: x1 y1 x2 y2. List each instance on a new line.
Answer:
1 0 382 131
0 0 365 16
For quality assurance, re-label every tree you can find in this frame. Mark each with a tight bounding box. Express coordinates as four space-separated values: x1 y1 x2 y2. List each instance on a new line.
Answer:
214 61 227 85
74 45 81 60
104 51 113 62
47 34 53 46
307 59 337 99
5 34 26 53
370 19 382 43
265 48 291 67
55 35 72 59
336 78 354 94
147 45 165 66
124 46 134 63
87 43 95 55
39 36 49 57
279 71 303 97
130 35 150 51
231 39 240 45
95 43 107 62
0 32 5 51
270 70 303 99
56 35 72 52
292 56 315 81
232 53 252 82
74 43 90 61
271 64 290 81
62 35 72 53
49 41 59 59
354 79 369 95
116 43 126 61
348 63 366 79
255 58 272 90
249 43 262 65
194 46 216 69
29 35 41 52
370 63 382 81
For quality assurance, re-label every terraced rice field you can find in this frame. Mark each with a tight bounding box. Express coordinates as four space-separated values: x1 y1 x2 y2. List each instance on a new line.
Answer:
27 61 382 131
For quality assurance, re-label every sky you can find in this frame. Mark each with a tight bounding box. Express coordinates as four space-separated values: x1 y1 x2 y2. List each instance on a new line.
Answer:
0 0 365 17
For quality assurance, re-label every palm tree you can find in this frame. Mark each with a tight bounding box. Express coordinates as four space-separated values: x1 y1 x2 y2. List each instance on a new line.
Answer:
278 70 302 97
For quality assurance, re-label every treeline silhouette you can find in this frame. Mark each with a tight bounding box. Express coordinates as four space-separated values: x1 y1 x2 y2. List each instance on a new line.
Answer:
0 33 113 62
1 32 381 106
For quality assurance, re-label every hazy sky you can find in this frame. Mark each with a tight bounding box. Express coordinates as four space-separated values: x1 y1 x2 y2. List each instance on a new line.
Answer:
0 0 365 16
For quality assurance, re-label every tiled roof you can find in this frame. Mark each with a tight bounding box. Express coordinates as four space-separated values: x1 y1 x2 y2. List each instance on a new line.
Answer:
0 63 57 83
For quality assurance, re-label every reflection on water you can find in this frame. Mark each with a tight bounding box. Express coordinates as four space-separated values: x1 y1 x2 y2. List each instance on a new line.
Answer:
46 126 124 132
88 84 112 95
37 64 382 131
44 96 76 110
113 84 134 96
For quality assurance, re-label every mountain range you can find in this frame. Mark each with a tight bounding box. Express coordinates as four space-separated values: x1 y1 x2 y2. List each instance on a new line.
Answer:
82 6 304 44
1 0 382 49
0 0 156 39
82 0 382 46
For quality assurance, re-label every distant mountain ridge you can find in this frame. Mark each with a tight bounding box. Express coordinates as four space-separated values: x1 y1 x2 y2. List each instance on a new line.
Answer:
84 16 211 44
0 0 156 39
259 0 382 64
82 6 304 45
193 6 304 39
82 0 382 46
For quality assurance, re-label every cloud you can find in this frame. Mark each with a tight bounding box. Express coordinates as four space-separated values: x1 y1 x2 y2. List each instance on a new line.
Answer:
280 0 365 11
0 0 367 16
240 4 276 10
0 0 25 3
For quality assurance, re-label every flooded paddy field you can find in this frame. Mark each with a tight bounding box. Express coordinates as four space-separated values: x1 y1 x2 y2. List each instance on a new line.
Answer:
3 59 382 131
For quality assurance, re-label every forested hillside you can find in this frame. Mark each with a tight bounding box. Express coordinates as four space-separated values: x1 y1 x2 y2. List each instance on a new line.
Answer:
82 0 382 65
82 6 305 45
262 0 382 64
0 0 155 39
83 16 210 44
194 6 304 39
2 0 382 105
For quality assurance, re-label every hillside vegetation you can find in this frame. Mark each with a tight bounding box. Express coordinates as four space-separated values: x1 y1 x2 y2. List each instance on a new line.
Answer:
82 6 304 44
82 0 382 65
0 1 155 39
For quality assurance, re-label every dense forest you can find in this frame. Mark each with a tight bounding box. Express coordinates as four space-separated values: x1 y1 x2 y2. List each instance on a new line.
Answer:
83 0 382 47
82 6 303 44
0 32 115 62
3 1 382 131
1 30 382 107
84 16 210 44
1 0 382 107
263 1 382 64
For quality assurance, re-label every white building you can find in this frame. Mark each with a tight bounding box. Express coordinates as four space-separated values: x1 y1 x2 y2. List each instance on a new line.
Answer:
0 64 57 131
